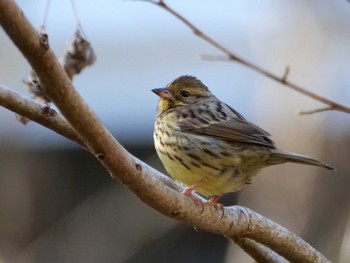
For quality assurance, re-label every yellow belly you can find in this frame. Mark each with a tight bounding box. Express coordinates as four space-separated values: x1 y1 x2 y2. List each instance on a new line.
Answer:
157 151 259 197
155 136 266 197
153 115 270 197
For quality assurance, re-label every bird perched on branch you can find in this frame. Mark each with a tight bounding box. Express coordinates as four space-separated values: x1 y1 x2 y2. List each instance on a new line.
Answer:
152 76 334 204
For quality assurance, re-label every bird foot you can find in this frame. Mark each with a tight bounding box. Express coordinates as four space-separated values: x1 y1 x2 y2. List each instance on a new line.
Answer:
182 188 202 203
207 195 220 204
182 182 204 203
182 188 205 214
206 195 225 218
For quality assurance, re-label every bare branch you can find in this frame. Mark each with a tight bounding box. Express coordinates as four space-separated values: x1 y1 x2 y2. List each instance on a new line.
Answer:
234 238 288 263
0 84 85 148
282 66 290 84
40 0 52 32
0 1 331 262
199 54 230 61
145 0 350 115
299 107 334 115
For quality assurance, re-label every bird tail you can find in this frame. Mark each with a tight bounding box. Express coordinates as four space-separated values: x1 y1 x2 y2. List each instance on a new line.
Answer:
270 150 335 171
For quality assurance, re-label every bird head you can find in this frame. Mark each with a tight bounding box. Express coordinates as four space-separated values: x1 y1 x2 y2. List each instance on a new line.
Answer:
152 75 212 114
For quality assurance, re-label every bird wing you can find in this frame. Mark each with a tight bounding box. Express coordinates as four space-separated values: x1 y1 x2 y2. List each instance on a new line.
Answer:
179 114 275 148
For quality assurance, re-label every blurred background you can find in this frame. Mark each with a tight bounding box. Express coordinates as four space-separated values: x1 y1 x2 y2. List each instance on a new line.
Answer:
1 0 350 262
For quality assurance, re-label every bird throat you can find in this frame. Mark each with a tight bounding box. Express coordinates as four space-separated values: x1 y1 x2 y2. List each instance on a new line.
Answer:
157 99 172 114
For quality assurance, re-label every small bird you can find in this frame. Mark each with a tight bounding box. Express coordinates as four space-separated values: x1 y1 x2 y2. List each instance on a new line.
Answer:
152 76 334 204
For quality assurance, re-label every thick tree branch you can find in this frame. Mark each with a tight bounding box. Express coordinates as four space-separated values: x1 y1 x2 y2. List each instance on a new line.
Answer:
234 238 288 263
145 0 350 115
0 1 330 262
0 84 86 149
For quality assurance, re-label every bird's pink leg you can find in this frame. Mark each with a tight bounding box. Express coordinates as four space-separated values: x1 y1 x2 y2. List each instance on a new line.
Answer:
182 182 202 202
207 195 220 204
207 195 224 216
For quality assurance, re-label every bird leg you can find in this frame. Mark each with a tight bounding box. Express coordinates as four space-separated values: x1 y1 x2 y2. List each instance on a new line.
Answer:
206 195 224 217
207 195 220 204
182 182 203 202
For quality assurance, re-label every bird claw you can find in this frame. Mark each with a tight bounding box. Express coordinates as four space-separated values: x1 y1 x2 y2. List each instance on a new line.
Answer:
206 195 225 219
181 190 205 215
207 195 220 204
182 189 202 203
181 191 225 218
182 183 203 202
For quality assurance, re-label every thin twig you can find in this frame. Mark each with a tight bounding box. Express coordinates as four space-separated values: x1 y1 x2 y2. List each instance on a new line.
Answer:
40 0 52 32
282 66 290 84
144 0 350 115
299 107 334 115
0 84 86 149
70 0 87 38
199 54 230 61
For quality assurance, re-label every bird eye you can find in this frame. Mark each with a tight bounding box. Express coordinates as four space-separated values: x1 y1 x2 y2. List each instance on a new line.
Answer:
180 90 190 97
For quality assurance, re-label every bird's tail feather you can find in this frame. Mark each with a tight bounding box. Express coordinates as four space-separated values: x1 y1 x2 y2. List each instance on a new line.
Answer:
270 150 335 171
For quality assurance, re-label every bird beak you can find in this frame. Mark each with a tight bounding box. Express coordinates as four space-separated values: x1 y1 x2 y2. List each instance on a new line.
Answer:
152 88 172 99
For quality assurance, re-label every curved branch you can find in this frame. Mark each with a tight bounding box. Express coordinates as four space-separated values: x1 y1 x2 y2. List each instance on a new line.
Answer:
299 107 334 115
144 0 350 115
0 1 330 262
234 238 288 263
0 84 86 149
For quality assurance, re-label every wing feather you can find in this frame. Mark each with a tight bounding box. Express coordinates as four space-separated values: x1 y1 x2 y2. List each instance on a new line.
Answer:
179 112 275 148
